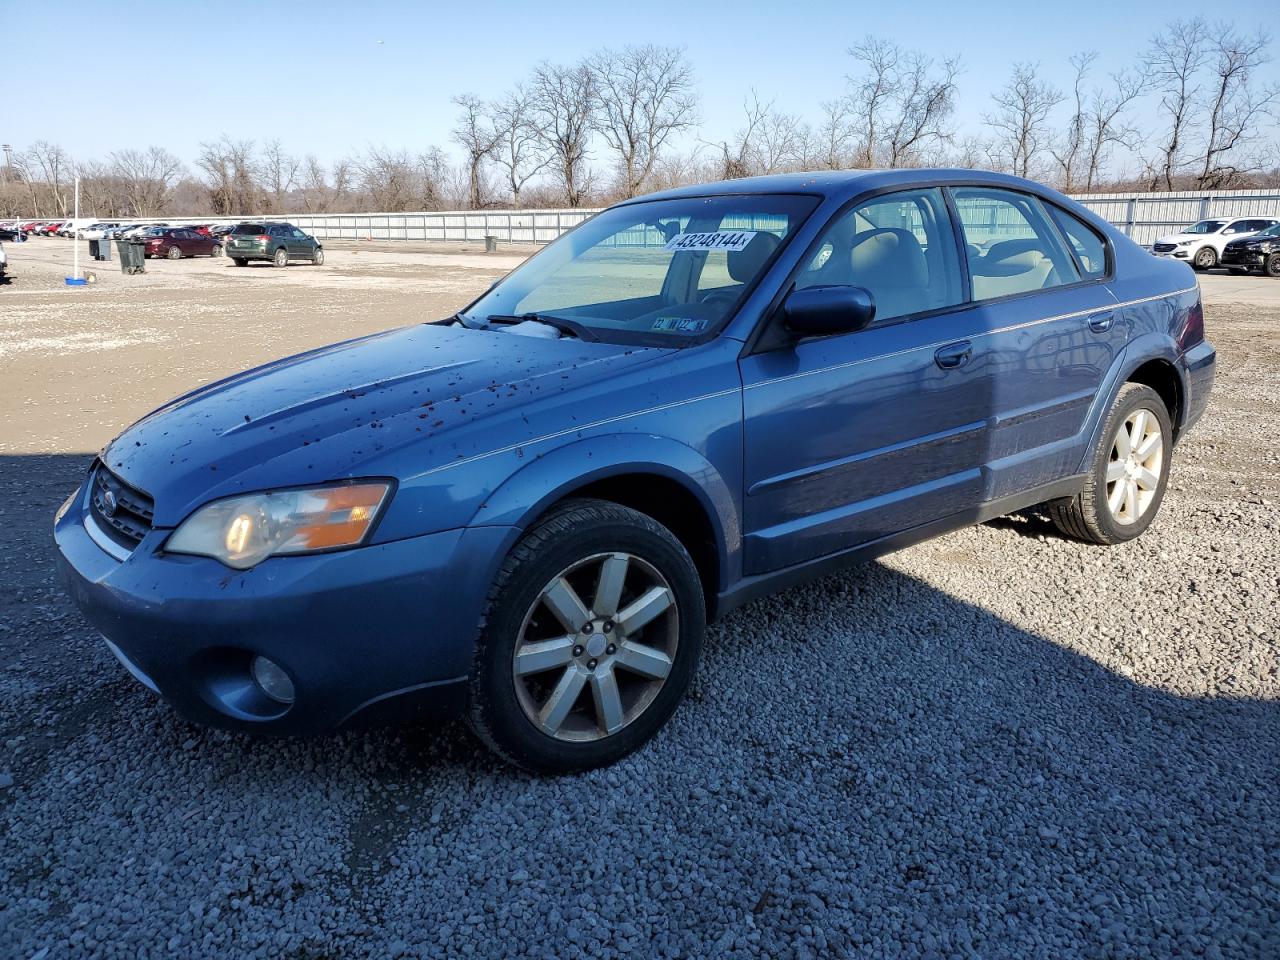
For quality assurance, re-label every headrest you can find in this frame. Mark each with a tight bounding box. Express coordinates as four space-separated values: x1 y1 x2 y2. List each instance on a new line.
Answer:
848 228 927 287
985 238 1044 263
727 231 781 282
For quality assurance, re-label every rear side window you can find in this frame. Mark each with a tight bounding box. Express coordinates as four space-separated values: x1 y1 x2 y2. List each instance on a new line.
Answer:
233 223 264 235
1047 206 1108 279
951 188 1081 301
795 187 963 323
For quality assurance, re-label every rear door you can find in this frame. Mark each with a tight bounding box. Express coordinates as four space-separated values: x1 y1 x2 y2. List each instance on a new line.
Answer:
738 187 995 574
948 187 1121 499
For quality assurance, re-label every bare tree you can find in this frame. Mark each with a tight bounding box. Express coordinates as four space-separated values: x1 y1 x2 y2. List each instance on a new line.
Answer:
451 94 500 208
757 105 807 173
1082 66 1148 190
356 146 417 211
196 136 259 215
27 141 73 216
108 146 185 216
815 97 854 169
489 86 550 206
530 61 597 207
261 140 300 213
1146 19 1210 189
985 63 1063 178
847 38 959 168
589 44 698 197
1052 52 1097 191
1195 24 1280 187
706 92 770 179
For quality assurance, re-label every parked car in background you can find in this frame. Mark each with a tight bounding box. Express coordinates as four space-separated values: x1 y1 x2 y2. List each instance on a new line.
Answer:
0 240 6 278
225 221 323 267
142 226 221 259
55 170 1216 773
1219 221 1280 277
120 222 168 240
0 224 21 242
81 222 123 240
184 224 215 237
1152 216 1280 270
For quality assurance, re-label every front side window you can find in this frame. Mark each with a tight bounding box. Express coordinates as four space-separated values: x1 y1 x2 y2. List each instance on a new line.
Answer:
952 188 1081 301
1047 205 1109 279
462 194 818 344
1186 220 1226 235
794 187 963 323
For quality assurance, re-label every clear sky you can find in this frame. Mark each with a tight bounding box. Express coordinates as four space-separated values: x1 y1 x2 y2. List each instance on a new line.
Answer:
5 0 1273 177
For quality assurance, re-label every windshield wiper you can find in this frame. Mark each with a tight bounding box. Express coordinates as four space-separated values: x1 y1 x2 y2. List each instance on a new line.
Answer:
484 313 599 342
445 312 489 330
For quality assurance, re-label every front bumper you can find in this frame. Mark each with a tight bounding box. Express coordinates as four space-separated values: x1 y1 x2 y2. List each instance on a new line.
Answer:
1219 248 1269 267
54 475 512 735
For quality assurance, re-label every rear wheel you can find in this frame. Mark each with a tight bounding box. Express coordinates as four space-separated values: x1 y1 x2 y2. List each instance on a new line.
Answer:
468 499 705 774
1048 382 1171 545
1192 246 1217 271
211 243 222 258
311 247 324 266
273 247 288 268
1267 254 1280 278
167 245 182 260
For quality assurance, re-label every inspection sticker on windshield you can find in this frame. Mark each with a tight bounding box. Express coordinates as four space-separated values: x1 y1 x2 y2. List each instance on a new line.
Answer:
664 230 757 252
651 316 709 333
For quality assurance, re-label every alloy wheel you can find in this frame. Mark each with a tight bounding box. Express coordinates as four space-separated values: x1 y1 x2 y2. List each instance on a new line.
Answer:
1106 407 1163 525
512 552 678 742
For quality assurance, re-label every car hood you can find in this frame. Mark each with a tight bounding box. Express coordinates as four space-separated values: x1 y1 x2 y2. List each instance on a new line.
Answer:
1155 233 1217 245
1226 234 1273 247
102 323 668 526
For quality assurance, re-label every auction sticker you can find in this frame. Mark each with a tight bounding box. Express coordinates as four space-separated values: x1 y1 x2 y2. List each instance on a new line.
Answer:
664 230 757 252
651 316 709 333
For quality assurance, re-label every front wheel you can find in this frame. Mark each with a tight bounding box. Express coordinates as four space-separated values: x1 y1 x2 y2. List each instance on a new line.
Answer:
468 499 705 774
1048 382 1172 545
1267 253 1280 278
167 245 182 260
273 247 288 268
1192 246 1217 271
311 247 324 266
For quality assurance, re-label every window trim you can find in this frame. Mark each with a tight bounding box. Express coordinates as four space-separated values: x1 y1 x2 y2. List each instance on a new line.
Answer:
744 181 1116 356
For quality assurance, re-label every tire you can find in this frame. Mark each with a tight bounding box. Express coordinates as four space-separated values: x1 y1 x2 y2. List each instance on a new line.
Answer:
1048 382 1172 545
232 258 248 267
273 247 288 268
1267 254 1280 279
167 245 182 260
467 499 705 774
211 244 222 258
311 247 324 266
1192 246 1217 271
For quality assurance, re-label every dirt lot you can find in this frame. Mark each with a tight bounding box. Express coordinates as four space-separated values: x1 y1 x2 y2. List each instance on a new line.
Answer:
1 236 1277 957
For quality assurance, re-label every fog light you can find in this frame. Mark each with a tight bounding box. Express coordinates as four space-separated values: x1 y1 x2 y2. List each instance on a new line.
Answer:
250 655 295 704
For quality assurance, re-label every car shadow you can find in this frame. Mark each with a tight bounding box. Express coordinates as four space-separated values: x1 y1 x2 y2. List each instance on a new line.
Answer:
3 452 1276 954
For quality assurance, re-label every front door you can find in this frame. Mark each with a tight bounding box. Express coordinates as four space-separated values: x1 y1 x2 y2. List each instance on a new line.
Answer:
738 187 992 575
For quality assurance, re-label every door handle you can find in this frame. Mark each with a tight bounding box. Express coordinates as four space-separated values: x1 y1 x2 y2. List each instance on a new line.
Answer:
934 340 972 369
1088 311 1115 333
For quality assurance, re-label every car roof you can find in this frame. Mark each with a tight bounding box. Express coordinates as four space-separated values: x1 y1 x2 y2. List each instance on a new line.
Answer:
619 168 1072 206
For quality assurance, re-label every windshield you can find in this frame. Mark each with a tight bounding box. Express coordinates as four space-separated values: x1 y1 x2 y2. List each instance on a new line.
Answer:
460 194 819 344
1255 222 1280 238
1185 220 1226 234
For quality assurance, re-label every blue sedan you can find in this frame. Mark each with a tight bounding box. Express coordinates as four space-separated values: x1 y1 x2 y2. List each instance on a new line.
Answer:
55 170 1216 772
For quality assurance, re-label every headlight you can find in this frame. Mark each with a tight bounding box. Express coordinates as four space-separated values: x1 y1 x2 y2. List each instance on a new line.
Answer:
1177 240 1195 246
1261 242 1274 253
166 481 391 569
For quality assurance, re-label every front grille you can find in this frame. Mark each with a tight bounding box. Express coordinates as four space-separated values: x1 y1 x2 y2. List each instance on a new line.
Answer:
1152 242 1177 253
88 463 155 551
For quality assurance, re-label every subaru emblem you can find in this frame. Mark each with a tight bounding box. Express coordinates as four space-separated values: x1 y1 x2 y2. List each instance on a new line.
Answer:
102 489 118 516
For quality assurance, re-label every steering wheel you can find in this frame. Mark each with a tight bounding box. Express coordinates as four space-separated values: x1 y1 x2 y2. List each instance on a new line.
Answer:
698 289 739 309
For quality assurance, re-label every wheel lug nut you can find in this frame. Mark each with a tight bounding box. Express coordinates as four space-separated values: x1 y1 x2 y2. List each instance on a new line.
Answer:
582 622 593 634
587 659 598 671
606 644 616 655
602 621 613 634
572 645 584 657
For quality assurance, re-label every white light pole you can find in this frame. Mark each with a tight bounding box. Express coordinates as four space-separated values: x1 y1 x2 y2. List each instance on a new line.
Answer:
73 175 81 280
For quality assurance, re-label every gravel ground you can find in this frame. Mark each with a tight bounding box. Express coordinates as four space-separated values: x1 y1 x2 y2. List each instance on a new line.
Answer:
1 240 1277 957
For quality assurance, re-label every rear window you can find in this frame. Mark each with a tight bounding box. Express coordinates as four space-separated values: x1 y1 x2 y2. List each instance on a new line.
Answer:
233 224 265 235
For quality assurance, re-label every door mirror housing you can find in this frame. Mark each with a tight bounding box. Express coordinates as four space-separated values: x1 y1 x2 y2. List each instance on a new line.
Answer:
783 285 877 337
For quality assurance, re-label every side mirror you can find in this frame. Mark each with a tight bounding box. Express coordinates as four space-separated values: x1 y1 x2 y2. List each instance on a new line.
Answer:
783 285 876 337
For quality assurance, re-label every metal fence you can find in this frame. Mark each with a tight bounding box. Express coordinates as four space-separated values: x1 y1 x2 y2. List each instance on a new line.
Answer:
106 188 1280 248
1071 189 1280 245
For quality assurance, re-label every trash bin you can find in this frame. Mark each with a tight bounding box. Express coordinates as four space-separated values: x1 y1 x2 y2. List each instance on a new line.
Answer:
90 239 112 261
484 235 498 253
116 239 146 275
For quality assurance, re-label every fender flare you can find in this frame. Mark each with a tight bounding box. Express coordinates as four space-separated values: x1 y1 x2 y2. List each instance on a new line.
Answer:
470 433 740 590
1077 334 1184 472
